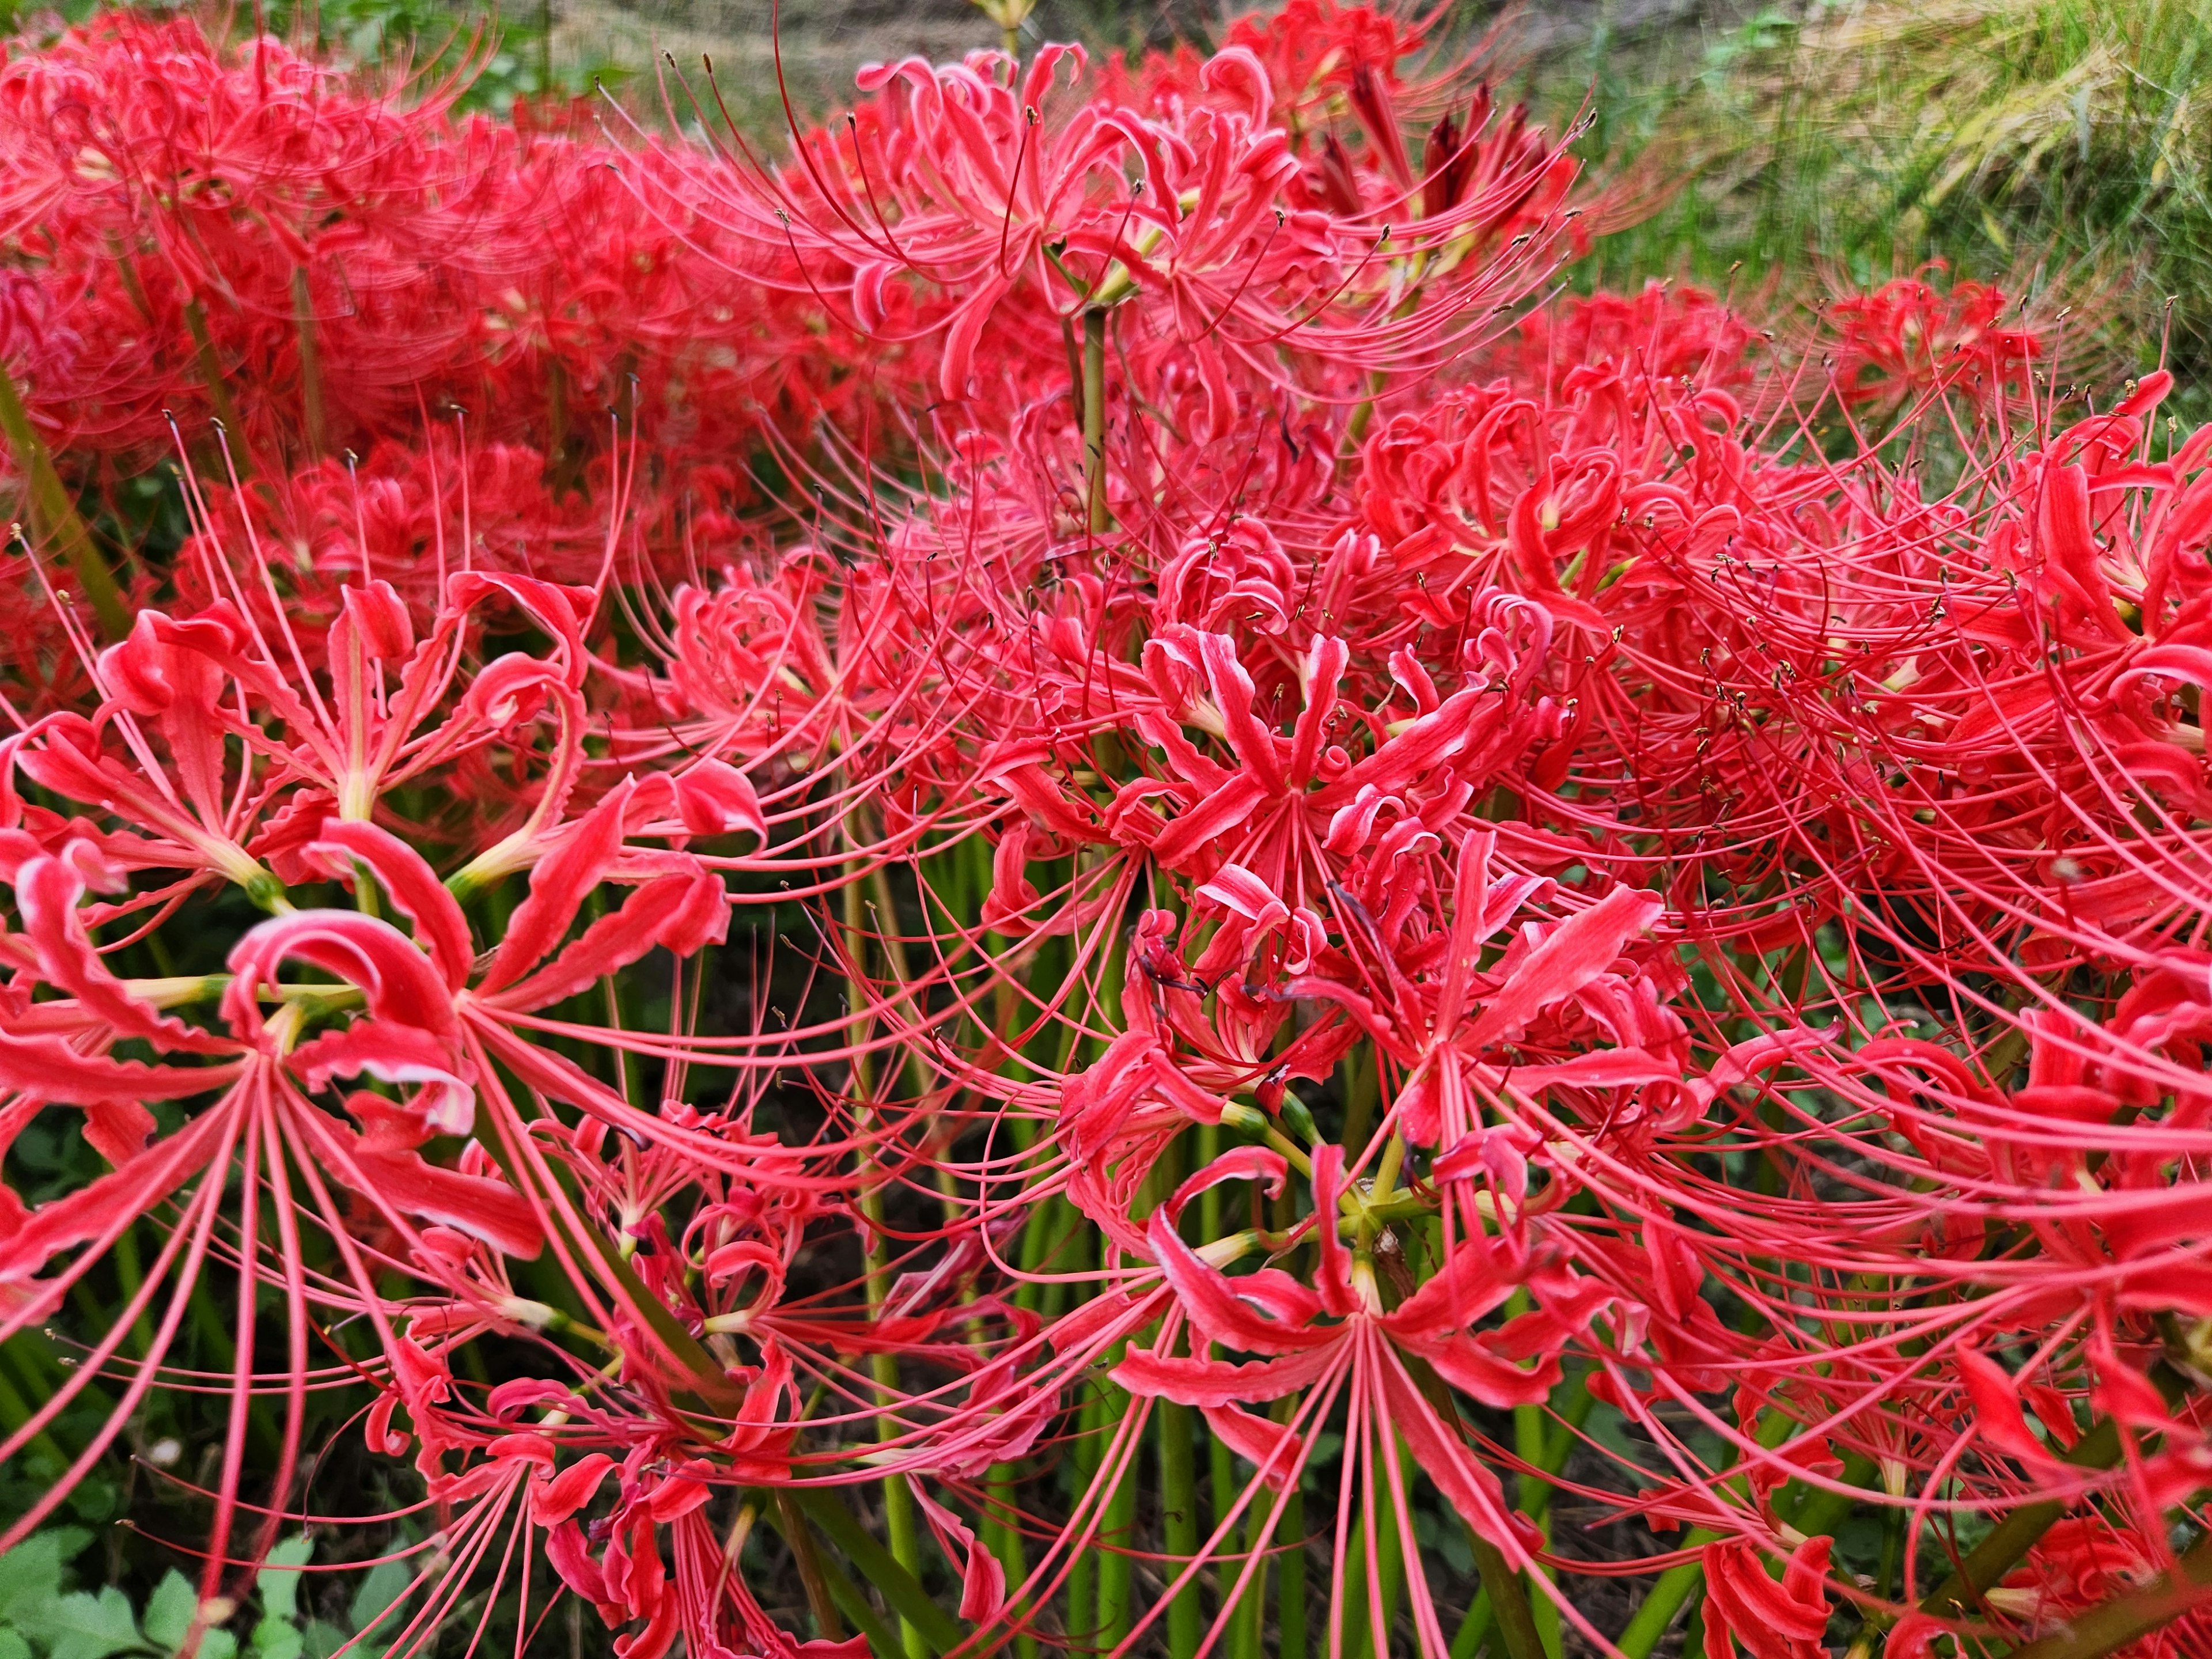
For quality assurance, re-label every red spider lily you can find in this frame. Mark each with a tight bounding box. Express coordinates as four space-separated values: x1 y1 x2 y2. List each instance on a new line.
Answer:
1821 269 2043 409
5 8 2212 1659
653 10 1584 449
0 10 878 523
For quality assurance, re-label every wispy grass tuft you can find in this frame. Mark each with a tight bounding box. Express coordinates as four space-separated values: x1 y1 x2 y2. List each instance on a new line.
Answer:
1540 0 2212 400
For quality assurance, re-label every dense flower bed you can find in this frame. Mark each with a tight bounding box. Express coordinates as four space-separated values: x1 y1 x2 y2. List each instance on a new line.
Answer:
0 5 2206 1658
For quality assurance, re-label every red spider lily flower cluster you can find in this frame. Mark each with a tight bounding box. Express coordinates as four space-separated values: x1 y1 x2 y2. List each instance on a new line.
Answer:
0 6 2209 1659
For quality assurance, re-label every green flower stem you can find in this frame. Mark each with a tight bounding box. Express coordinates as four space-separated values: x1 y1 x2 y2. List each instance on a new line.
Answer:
0 360 126 638
1065 1363 1102 1647
1450 1365 1595 1659
291 266 326 460
1393 1342 1545 1659
772 1493 846 1645
1225 1498 1271 1659
1920 1362 2184 1624
1208 1344 1237 1587
1470 1535 1548 1659
181 298 249 474
2007 1531 2212 1659
1510 1297 1567 1659
1157 1132 1202 1659
1081 306 1108 533
843 865 928 1659
1346 1448 1414 1659
787 1489 961 1657
1096 1370 1141 1648
1276 1418 1309 1659
1616 1407 1805 1659
1449 1588 1492 1659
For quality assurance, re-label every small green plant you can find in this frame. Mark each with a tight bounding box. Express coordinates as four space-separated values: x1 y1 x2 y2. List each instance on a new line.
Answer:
0 1534 410 1659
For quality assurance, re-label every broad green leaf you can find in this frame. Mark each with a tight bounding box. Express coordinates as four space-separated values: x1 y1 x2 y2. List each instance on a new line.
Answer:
37 1586 143 1659
300 1619 350 1659
253 1540 315 1628
343 1561 409 1645
141 1574 195 1652
0 1532 92 1626
0 1628 32 1659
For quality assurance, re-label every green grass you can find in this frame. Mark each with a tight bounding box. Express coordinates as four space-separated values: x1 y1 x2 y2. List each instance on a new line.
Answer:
1527 0 2212 408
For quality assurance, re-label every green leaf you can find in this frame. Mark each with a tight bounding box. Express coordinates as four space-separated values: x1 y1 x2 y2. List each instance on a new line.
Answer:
36 1587 143 1659
343 1561 408 1645
142 1575 195 1652
0 1532 93 1626
300 1620 349 1659
141 1572 240 1659
248 1623 300 1659
0 1628 32 1659
254 1540 315 1628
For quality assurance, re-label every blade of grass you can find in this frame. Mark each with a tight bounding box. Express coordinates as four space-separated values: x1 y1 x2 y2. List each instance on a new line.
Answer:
787 1488 963 1657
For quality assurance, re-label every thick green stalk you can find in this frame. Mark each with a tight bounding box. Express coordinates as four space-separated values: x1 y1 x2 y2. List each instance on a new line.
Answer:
1616 1407 1804 1659
1618 1557 1708 1659
1081 306 1108 533
1096 1373 1141 1648
1345 368 1388 448
789 1490 962 1656
1277 1456 1308 1659
1452 1365 1595 1656
1527 1369 1596 1527
1226 1488 1272 1659
182 298 249 471
1470 1536 1548 1659
987 1462 1037 1659
1346 1449 1414 1659
1232 1360 1308 1659
1511 1298 1565 1659
1920 1363 2184 1623
1209 1343 1238 1614
1334 1492 1375 1659
291 266 326 460
1066 1363 1101 1647
1158 1133 1202 1658
863 1252 924 1654
0 361 126 637
1063 904 1127 1646
961 873 1039 1659
774 1493 846 1644
1060 1195 1100 1645
1450 1589 1493 1659
2006 1532 2212 1659
844 869 929 1659
1340 1044 1380 1159
1395 1344 1545 1659
1787 1453 1880 1541
1921 1418 2120 1624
